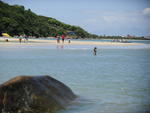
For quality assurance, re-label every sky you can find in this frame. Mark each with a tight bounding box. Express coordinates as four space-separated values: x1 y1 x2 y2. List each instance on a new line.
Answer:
3 0 150 36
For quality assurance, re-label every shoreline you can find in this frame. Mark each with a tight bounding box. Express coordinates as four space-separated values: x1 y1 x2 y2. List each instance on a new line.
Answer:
0 38 147 47
0 38 150 50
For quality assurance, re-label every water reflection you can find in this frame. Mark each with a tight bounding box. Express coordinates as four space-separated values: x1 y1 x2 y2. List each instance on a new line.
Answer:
57 44 64 49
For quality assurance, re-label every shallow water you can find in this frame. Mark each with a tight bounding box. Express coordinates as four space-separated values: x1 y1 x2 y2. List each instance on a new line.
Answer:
76 39 150 44
0 43 150 113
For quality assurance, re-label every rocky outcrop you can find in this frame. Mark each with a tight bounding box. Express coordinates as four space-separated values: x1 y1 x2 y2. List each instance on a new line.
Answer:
0 75 76 113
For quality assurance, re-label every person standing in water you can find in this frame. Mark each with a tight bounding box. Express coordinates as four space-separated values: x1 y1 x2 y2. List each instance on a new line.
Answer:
93 47 97 56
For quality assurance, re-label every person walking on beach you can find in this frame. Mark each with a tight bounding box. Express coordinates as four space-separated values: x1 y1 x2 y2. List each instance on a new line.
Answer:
56 35 60 43
24 35 28 43
93 47 97 56
61 34 65 43
19 35 22 43
68 38 71 43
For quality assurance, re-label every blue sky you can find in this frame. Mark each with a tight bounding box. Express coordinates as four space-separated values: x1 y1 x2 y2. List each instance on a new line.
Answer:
3 0 150 36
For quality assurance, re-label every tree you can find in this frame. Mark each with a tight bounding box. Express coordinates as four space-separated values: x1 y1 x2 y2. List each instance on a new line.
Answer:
0 1 98 38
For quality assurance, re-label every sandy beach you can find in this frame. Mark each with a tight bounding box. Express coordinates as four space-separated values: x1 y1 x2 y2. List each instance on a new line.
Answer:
0 38 146 47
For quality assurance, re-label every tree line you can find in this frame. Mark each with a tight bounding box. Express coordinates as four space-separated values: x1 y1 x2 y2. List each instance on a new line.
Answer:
0 1 98 38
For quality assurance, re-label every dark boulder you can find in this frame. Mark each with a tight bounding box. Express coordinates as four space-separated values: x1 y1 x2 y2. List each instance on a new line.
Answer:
0 75 76 113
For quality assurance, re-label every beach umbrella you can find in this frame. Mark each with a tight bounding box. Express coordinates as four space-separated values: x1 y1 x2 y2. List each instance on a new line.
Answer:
1 33 11 42
2 33 10 37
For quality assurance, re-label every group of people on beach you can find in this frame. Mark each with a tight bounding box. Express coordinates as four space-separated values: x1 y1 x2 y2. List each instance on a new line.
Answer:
56 34 97 56
56 34 71 44
3 33 98 56
18 35 28 43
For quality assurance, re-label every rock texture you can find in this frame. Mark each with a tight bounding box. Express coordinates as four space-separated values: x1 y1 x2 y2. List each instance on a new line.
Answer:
0 75 76 113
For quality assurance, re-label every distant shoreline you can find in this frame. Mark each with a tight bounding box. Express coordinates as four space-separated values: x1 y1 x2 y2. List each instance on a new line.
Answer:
0 38 149 47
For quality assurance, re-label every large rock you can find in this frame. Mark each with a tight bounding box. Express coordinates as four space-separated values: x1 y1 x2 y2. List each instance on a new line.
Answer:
0 75 76 113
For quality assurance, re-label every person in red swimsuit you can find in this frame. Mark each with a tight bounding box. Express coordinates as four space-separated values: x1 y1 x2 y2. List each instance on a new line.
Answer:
61 34 65 43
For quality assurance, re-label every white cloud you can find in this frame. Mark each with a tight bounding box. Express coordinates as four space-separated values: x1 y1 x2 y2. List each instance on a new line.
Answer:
80 10 150 35
83 11 142 25
143 8 150 15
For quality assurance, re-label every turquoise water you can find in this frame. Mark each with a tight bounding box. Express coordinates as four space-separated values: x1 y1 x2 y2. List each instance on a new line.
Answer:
0 43 150 113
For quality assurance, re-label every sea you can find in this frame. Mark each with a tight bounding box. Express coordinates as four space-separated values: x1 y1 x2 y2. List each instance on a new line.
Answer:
0 39 150 113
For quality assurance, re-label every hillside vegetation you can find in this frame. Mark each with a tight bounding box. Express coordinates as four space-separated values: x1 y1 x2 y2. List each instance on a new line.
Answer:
0 1 98 38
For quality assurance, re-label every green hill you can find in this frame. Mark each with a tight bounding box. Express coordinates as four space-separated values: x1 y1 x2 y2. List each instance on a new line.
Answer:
0 1 98 38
